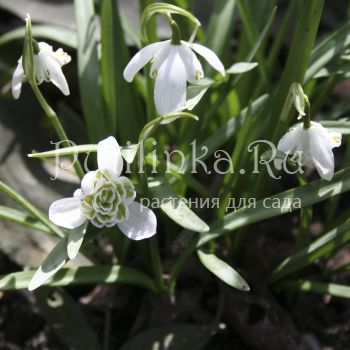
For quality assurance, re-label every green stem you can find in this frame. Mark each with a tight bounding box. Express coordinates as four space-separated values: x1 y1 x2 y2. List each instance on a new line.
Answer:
148 236 165 293
169 17 181 45
30 83 85 179
139 169 165 293
303 97 311 129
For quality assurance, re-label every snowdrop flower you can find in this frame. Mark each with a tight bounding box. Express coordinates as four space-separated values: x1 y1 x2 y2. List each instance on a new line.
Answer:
12 42 71 99
49 137 157 240
275 122 341 181
123 39 225 115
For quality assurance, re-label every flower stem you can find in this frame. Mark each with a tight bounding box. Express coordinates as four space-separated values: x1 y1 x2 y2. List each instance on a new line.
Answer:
168 16 181 45
30 82 85 179
148 235 166 293
303 96 311 129
139 170 165 293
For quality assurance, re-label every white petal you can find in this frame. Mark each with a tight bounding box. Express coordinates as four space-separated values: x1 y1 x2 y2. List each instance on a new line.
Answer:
81 171 96 195
37 53 70 95
150 44 171 78
123 40 170 82
49 197 87 229
38 42 53 53
329 131 342 149
178 45 203 84
275 125 303 169
308 124 335 181
154 46 187 115
186 42 225 76
12 59 25 99
117 201 157 240
97 136 123 177
73 188 83 198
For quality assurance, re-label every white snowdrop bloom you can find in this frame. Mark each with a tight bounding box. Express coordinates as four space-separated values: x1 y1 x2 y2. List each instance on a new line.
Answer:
12 42 71 99
49 137 157 240
123 40 225 115
275 122 342 181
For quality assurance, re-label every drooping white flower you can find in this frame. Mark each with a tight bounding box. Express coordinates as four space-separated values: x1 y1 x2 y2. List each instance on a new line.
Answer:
49 137 157 240
12 42 71 99
123 40 225 115
274 122 342 181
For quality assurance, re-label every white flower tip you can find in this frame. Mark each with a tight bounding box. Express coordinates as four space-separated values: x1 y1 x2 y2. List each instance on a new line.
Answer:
123 68 134 83
321 171 333 181
28 280 38 292
25 13 31 22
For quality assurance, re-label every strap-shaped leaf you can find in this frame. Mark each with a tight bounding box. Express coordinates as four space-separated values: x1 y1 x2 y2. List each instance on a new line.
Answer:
29 144 139 164
270 219 350 283
0 205 53 235
67 223 88 260
197 249 250 291
278 279 350 300
226 62 258 74
28 237 69 291
0 265 157 292
74 0 106 142
0 25 77 48
148 178 209 233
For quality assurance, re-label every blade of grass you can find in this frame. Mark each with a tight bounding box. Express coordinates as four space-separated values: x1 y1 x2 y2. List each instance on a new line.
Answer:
0 181 64 238
0 25 77 48
0 265 157 292
101 0 143 142
0 205 54 236
277 279 350 299
74 0 107 142
169 167 350 288
270 219 350 283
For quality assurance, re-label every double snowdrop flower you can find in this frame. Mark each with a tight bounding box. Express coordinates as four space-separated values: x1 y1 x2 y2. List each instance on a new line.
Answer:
275 122 341 181
12 42 71 99
49 137 157 240
123 39 225 115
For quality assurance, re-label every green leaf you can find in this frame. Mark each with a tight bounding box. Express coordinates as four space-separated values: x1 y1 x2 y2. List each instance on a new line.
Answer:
0 25 77 48
0 180 64 238
305 20 350 82
319 119 350 134
183 94 268 172
204 0 235 74
120 324 215 350
74 0 106 142
148 178 209 233
101 0 142 141
197 249 250 291
269 0 324 140
34 288 102 350
29 144 98 158
226 62 258 74
169 167 350 286
236 0 268 83
67 223 88 260
184 82 212 111
0 265 157 292
278 279 350 300
270 219 350 283
28 143 139 164
0 205 53 235
28 237 69 291
205 167 350 245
